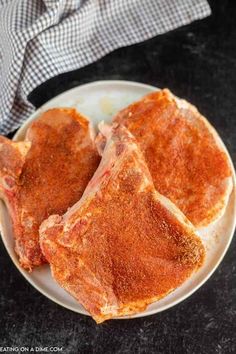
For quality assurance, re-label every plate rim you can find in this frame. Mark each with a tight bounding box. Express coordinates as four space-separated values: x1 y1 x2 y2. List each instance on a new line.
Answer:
1 79 236 320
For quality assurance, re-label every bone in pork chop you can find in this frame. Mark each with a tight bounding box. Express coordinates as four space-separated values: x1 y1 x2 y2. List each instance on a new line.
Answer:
40 123 205 323
114 89 232 227
0 108 100 270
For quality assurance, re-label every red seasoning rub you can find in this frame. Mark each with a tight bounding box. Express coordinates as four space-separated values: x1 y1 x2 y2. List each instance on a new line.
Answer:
114 89 232 227
40 124 205 324
0 108 100 270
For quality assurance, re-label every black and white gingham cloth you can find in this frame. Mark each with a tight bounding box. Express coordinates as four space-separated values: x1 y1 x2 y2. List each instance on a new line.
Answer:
0 0 211 135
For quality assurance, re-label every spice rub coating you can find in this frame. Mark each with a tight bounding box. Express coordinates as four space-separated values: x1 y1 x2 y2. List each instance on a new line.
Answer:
0 108 100 270
40 124 205 323
114 89 232 227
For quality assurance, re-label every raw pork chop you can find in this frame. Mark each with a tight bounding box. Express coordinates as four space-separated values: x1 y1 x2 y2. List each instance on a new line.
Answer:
0 108 100 270
114 89 232 227
40 123 205 323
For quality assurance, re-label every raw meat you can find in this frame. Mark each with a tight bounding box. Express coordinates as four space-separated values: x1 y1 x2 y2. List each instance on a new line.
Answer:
40 123 205 323
0 108 100 270
114 89 232 227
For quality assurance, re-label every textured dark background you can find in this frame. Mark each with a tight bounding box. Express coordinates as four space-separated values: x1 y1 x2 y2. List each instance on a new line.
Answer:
1 0 236 353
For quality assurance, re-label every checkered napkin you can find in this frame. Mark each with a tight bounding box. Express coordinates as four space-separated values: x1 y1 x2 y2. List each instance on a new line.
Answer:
0 0 211 135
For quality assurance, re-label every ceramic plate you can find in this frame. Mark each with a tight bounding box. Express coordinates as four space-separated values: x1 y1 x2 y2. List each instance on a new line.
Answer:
0 80 235 319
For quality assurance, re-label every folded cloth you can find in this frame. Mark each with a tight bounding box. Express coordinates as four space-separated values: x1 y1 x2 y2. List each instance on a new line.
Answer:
0 0 211 135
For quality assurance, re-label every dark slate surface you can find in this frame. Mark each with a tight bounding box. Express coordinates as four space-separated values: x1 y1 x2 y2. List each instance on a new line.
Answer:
1 0 236 353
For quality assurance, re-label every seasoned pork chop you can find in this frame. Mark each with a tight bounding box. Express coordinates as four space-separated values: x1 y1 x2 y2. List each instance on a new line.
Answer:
40 124 205 323
114 89 232 227
0 108 100 270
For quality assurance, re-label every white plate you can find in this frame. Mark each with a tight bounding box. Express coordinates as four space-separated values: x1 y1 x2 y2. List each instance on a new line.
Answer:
0 80 236 319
